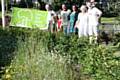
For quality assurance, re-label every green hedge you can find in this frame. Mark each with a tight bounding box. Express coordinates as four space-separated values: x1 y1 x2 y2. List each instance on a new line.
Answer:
0 27 120 80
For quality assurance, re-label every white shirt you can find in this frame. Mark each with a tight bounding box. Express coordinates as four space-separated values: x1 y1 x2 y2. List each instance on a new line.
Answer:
47 10 56 24
61 10 71 26
46 10 56 29
77 13 89 37
77 13 88 27
88 7 102 25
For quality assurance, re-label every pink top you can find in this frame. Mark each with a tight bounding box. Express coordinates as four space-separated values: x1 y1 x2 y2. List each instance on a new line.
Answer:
57 19 62 29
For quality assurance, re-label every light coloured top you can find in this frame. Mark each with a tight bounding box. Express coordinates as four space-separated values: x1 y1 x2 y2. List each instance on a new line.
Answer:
47 10 56 22
77 13 88 28
61 10 71 26
88 7 102 25
77 13 89 37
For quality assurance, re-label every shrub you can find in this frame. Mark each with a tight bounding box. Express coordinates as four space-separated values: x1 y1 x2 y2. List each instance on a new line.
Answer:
0 27 120 80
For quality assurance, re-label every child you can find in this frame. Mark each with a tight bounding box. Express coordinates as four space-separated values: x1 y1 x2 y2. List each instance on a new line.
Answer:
57 14 62 31
75 5 88 38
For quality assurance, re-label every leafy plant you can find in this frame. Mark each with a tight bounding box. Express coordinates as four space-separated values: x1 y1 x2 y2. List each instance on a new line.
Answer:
0 28 120 80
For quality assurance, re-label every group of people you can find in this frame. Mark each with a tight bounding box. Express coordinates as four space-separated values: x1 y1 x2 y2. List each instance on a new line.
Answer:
45 0 102 44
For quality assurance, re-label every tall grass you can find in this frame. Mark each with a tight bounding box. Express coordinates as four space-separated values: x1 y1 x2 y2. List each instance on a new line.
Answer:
0 28 120 80
1 28 74 80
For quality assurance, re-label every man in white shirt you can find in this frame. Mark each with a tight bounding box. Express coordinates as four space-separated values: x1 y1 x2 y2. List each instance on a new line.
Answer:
86 1 102 44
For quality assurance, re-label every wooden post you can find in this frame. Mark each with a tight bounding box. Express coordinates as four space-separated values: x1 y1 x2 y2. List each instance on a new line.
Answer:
1 0 5 29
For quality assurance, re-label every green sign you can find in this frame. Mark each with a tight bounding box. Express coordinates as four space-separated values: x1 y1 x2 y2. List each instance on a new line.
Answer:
10 7 48 29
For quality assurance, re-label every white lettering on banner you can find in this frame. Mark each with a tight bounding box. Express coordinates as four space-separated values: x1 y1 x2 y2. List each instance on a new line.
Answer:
34 14 42 27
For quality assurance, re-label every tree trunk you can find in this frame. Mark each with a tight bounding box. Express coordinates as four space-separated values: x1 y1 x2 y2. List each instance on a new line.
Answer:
25 0 29 8
1 0 5 29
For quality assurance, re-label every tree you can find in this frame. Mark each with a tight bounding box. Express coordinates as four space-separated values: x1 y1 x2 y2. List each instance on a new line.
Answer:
52 0 84 11
115 0 120 23
5 0 10 12
100 0 119 17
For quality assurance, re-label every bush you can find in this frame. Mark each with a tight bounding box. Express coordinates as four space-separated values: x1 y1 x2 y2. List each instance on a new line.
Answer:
0 27 120 80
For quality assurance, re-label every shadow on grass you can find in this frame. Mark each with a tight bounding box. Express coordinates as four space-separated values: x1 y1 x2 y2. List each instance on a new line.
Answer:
0 28 18 78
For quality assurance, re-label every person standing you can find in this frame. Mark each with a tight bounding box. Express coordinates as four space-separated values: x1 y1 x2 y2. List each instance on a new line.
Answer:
45 4 56 33
75 5 89 38
57 14 62 31
69 5 78 34
61 4 71 34
86 1 102 44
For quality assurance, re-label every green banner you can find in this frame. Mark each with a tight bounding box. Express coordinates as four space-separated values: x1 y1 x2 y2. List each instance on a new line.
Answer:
10 7 48 29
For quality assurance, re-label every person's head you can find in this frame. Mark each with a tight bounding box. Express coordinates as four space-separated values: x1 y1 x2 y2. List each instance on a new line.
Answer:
72 5 77 12
45 4 52 11
90 0 96 7
62 4 67 11
80 5 87 13
90 0 95 2
86 1 92 8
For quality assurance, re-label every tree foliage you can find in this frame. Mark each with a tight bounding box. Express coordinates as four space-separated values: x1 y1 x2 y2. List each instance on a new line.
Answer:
105 0 120 17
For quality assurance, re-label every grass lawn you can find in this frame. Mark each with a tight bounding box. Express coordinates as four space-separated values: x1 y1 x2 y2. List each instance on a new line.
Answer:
101 17 119 24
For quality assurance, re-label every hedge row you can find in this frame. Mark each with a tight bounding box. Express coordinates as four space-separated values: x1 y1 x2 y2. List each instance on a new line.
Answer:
0 27 120 80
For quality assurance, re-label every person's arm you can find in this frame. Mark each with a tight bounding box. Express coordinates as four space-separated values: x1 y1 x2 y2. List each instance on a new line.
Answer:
75 13 80 28
95 8 102 23
67 9 71 15
95 7 102 19
60 11 63 26
52 11 57 17
51 11 57 23
86 13 89 27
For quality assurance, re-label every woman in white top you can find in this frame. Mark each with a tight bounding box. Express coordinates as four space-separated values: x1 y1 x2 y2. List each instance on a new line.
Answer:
76 5 88 38
61 4 71 34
